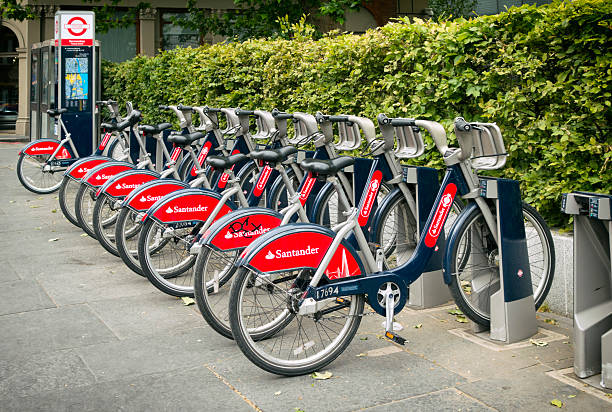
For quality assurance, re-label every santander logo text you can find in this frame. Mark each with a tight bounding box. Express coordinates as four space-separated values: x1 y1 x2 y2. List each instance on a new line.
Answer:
31 146 55 152
424 183 457 248
224 227 271 240
115 182 141 190
164 205 208 214
264 245 320 260
139 194 164 203
358 170 382 226
253 166 273 197
190 142 212 176
299 176 316 205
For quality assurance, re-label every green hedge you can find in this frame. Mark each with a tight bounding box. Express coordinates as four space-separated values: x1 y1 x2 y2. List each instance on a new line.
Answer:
102 0 612 227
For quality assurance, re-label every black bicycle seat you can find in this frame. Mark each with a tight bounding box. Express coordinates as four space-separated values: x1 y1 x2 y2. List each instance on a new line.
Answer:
249 146 297 164
139 123 172 136
46 108 68 117
167 132 203 146
206 153 248 170
299 156 354 176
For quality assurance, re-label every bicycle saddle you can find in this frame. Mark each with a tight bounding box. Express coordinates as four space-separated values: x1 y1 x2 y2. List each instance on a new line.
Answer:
299 156 354 176
46 108 68 117
167 131 203 146
249 146 297 164
206 153 248 170
139 123 172 135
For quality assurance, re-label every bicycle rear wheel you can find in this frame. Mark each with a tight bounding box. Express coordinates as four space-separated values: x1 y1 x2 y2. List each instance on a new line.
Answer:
229 266 364 376
138 218 198 296
58 175 82 227
115 208 145 276
16 152 63 194
92 194 121 256
447 202 555 326
75 183 102 238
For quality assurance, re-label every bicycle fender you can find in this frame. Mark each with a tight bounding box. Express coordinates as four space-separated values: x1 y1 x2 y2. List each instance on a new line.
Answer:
96 169 160 198
237 223 366 282
81 161 136 189
442 202 479 285
369 187 403 242
143 188 236 225
201 207 283 252
20 139 72 158
122 179 190 211
63 156 110 180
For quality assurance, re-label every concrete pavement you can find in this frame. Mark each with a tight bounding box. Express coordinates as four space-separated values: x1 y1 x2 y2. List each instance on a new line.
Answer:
1 142 610 411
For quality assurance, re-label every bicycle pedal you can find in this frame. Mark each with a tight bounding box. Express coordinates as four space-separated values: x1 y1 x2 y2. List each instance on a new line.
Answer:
384 331 406 346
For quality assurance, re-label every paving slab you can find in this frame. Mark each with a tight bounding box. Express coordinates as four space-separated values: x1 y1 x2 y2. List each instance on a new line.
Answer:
0 260 21 283
361 388 494 411
0 279 55 315
0 304 118 360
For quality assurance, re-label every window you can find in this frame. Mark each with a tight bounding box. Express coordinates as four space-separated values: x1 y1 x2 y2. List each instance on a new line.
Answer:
161 11 200 51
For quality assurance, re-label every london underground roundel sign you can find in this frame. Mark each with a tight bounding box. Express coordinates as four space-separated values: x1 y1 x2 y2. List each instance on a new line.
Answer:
59 13 94 46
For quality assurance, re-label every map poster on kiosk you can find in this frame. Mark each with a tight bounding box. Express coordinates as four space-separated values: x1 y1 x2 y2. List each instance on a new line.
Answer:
54 11 96 156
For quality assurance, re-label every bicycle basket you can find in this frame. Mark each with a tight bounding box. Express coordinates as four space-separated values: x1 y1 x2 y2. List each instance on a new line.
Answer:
459 123 506 170
335 118 362 151
251 110 276 142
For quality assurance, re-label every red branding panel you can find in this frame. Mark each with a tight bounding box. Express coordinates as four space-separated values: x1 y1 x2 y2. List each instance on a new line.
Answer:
98 133 112 150
85 165 132 186
68 158 108 179
102 173 159 198
210 213 282 250
252 165 273 197
299 175 317 206
217 149 240 189
358 170 383 226
424 183 457 248
190 141 212 177
24 141 71 159
324 244 362 280
170 147 182 162
151 193 232 223
126 183 187 211
249 232 333 273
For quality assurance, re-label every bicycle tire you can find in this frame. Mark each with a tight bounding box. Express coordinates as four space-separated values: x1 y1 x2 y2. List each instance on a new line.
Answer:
138 218 199 297
228 266 364 376
193 246 240 339
92 194 121 256
58 175 82 227
16 152 63 194
266 169 298 212
115 207 145 276
447 202 555 326
74 183 101 238
374 193 418 269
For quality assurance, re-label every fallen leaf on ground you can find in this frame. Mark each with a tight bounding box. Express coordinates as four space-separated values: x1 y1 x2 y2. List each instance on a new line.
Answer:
181 297 195 306
311 371 332 380
51 209 57 213
274 391 281 396
550 399 563 408
448 309 463 315
455 316 469 323
80 233 88 237
414 324 423 329
9 200 15 203
356 353 367 357
530 339 548 347
567 395 576 398
48 238 59 242
544 318 558 325
30 205 40 208
359 336 368 340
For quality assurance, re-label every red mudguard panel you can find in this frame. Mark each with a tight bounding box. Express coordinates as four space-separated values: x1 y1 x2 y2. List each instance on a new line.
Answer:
210 213 282 250
67 158 109 179
85 164 133 186
125 182 188 211
23 140 72 158
102 172 159 198
151 193 232 224
248 232 362 279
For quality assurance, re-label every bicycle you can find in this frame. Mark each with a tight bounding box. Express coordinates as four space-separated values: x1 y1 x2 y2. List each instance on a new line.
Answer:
17 102 130 194
227 116 555 376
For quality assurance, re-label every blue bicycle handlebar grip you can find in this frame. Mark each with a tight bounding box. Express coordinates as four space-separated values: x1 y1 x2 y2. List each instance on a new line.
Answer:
328 115 350 123
271 108 293 120
203 106 221 113
235 109 255 116
390 118 416 127
454 117 471 131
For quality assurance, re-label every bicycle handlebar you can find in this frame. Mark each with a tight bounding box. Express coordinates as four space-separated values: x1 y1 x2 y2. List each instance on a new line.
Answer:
235 109 255 116
158 105 169 110
454 117 471 132
177 104 193 112
271 108 294 120
203 106 221 113
316 113 352 125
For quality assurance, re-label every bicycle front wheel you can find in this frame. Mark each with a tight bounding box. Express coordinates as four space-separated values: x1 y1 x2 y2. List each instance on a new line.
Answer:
193 246 240 339
58 175 82 227
16 152 63 194
75 183 101 238
229 266 364 376
115 208 145 276
138 218 198 297
447 202 555 326
92 194 122 256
